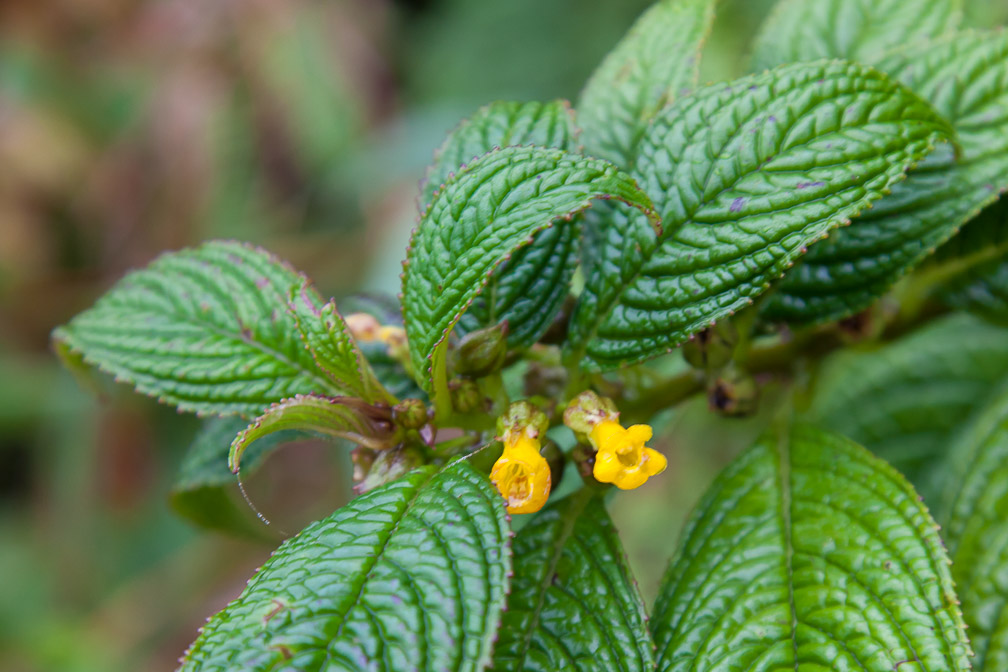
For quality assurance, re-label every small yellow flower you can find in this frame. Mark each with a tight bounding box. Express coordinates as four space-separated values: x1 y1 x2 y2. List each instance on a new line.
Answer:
589 420 667 490
490 433 551 514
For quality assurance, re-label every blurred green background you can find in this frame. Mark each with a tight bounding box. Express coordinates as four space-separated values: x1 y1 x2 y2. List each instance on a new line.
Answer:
2 1 1006 670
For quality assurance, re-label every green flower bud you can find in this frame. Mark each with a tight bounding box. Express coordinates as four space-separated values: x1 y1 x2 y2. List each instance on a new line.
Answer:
455 323 508 377
393 398 429 430
708 366 758 417
562 390 619 436
449 378 484 414
682 320 738 371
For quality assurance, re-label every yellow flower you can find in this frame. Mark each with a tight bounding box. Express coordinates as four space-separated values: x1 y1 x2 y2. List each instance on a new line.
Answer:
490 433 551 514
589 420 667 490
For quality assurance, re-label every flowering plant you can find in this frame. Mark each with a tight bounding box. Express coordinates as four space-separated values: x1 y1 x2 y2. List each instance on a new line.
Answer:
53 0 1008 670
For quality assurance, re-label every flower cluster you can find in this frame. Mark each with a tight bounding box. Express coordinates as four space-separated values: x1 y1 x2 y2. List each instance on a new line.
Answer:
489 391 667 514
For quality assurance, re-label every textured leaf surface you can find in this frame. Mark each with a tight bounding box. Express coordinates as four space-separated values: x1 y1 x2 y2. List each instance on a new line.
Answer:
421 100 583 348
229 394 384 473
577 0 716 167
938 384 1008 671
568 60 951 370
935 197 1008 322
53 241 348 417
651 424 970 672
491 493 653 672
402 145 657 395
750 0 962 72
767 31 1008 323
288 282 392 403
171 417 298 535
807 313 1008 497
180 460 510 672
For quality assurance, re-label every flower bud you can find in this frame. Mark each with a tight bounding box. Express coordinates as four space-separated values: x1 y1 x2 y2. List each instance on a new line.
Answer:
708 366 759 417
562 390 619 437
496 400 549 444
682 320 738 371
393 398 429 430
345 312 382 342
455 323 508 377
449 377 484 414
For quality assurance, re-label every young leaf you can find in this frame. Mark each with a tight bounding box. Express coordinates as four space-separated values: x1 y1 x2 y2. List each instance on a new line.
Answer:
491 492 654 672
807 313 1008 498
937 384 1008 671
171 417 299 536
568 60 952 370
401 145 658 401
53 241 353 417
766 31 1008 323
420 100 583 348
229 394 391 473
650 424 971 672
750 0 962 72
180 460 510 672
577 0 717 167
288 281 393 404
933 198 1008 323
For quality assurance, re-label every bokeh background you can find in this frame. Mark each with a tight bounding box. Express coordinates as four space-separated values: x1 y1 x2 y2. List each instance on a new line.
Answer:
2 1 1006 670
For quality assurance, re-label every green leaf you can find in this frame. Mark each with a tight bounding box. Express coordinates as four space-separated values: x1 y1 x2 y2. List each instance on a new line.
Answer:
420 100 584 348
750 0 962 72
401 145 658 401
53 241 355 417
937 383 1008 671
339 294 426 401
577 0 717 167
934 197 1008 323
288 280 393 403
180 460 510 672
568 60 952 370
766 31 1008 323
651 424 971 672
229 394 391 473
807 313 1008 498
170 417 297 536
491 492 654 672
420 100 577 211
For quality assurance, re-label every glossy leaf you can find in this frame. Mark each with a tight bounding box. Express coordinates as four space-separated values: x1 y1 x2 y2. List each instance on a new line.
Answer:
750 0 962 72
420 100 584 348
767 31 1008 323
807 313 1008 497
937 384 1008 671
401 145 658 399
568 60 951 370
491 493 654 672
53 241 352 417
577 0 716 167
171 417 299 536
651 424 971 672
180 460 510 672
934 197 1008 323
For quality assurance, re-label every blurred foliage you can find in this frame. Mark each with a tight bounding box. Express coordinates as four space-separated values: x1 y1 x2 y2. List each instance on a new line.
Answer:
1 0 1005 670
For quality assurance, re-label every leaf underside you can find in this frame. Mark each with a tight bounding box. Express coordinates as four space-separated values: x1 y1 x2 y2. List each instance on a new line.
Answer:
807 312 1008 499
53 241 346 417
423 100 583 348
402 145 657 394
569 59 951 370
180 460 510 672
938 383 1008 671
491 494 654 672
750 0 962 72
766 31 1008 323
651 424 971 672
